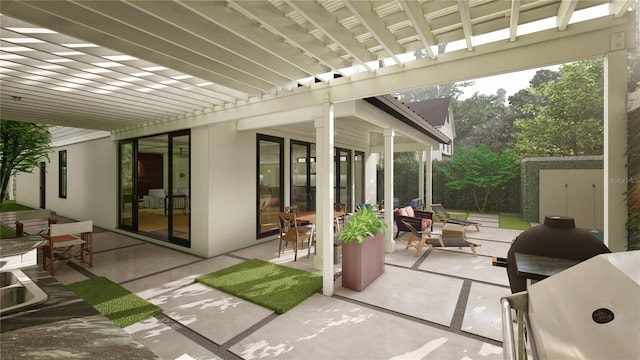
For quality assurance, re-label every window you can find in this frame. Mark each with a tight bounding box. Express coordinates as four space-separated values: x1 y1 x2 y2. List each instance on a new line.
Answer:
59 150 67 198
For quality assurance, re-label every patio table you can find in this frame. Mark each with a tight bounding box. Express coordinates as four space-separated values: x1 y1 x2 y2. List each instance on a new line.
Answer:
296 211 346 260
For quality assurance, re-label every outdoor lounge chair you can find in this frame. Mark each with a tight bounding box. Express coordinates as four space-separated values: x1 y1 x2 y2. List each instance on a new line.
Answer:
402 220 480 256
431 204 481 231
394 206 433 239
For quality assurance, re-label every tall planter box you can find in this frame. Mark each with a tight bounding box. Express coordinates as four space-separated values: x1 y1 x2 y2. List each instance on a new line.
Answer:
341 232 385 291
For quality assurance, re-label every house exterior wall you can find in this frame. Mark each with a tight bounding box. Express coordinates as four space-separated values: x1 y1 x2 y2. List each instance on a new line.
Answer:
16 137 117 230
14 107 427 260
205 121 263 257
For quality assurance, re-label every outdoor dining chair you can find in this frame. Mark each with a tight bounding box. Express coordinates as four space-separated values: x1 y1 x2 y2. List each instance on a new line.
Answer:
41 220 93 275
277 212 312 261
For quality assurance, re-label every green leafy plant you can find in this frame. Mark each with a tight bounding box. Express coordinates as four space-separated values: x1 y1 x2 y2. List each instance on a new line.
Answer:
338 206 386 245
436 145 519 212
0 120 52 205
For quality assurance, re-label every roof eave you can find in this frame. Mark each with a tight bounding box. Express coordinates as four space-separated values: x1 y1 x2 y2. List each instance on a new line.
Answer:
365 95 450 144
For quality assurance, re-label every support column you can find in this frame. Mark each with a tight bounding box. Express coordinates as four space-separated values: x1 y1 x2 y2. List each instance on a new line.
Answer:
604 49 628 252
314 94 335 295
425 147 433 209
419 151 425 205
384 128 395 253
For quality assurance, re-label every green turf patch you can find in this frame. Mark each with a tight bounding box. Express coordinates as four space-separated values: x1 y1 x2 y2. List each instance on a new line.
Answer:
196 258 322 314
1 225 16 239
499 214 531 230
0 201 33 212
68 276 162 328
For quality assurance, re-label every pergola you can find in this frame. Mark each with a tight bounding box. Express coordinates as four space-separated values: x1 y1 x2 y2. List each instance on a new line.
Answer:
0 0 636 294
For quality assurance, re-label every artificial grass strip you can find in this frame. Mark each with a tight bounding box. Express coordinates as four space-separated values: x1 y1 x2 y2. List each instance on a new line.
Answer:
499 214 532 230
68 276 162 328
196 258 322 314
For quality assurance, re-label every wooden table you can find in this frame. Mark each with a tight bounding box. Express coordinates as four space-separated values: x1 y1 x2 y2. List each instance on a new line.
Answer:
295 211 346 260
296 210 346 224
514 252 581 281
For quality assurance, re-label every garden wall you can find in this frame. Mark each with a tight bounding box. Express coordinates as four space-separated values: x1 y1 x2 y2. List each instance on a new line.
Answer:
432 165 521 213
520 156 603 223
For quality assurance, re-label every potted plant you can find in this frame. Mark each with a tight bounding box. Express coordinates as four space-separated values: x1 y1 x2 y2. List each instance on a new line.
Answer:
337 206 387 291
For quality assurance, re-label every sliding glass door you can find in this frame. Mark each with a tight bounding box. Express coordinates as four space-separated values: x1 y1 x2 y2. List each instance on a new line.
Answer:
257 135 284 238
119 140 136 230
168 131 190 243
118 130 190 247
291 140 316 212
335 148 352 211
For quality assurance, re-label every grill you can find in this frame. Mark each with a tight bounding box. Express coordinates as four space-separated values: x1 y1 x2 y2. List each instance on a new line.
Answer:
495 216 639 359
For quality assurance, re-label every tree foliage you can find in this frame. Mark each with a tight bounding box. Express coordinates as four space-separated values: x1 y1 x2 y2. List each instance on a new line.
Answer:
436 146 519 212
393 152 419 205
453 92 512 152
0 120 52 204
513 59 604 158
394 45 473 102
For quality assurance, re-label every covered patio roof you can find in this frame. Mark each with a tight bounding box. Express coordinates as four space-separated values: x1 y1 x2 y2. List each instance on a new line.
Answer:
0 0 634 138
1 0 636 296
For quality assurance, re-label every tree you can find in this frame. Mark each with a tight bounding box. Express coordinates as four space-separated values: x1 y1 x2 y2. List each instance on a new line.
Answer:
0 120 52 205
436 146 519 212
393 152 419 204
453 92 512 152
513 59 604 158
394 46 473 103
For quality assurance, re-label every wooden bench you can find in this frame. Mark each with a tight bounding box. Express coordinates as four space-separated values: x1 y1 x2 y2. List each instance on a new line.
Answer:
15 210 58 237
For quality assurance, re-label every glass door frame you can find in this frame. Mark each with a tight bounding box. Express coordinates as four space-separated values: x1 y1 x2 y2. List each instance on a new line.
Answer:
118 139 137 231
290 140 315 212
166 130 190 246
354 151 365 208
117 131 191 247
335 147 352 212
256 134 284 238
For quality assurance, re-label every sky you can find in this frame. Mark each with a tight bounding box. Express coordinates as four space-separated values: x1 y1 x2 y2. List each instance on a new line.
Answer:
458 65 560 100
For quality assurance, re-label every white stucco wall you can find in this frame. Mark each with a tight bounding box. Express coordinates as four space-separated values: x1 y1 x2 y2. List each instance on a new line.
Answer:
539 169 604 230
188 125 210 257
16 137 117 229
206 121 264 256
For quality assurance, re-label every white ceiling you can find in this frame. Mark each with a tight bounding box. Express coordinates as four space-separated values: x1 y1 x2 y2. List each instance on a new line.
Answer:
0 0 633 136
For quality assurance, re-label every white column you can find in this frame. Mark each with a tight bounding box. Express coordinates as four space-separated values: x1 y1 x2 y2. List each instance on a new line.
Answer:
604 49 628 252
313 94 335 295
384 128 395 253
418 150 425 204
366 153 379 204
283 138 291 207
425 146 433 209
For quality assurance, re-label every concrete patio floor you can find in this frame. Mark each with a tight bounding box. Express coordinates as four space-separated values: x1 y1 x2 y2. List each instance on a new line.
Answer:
1 212 523 360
